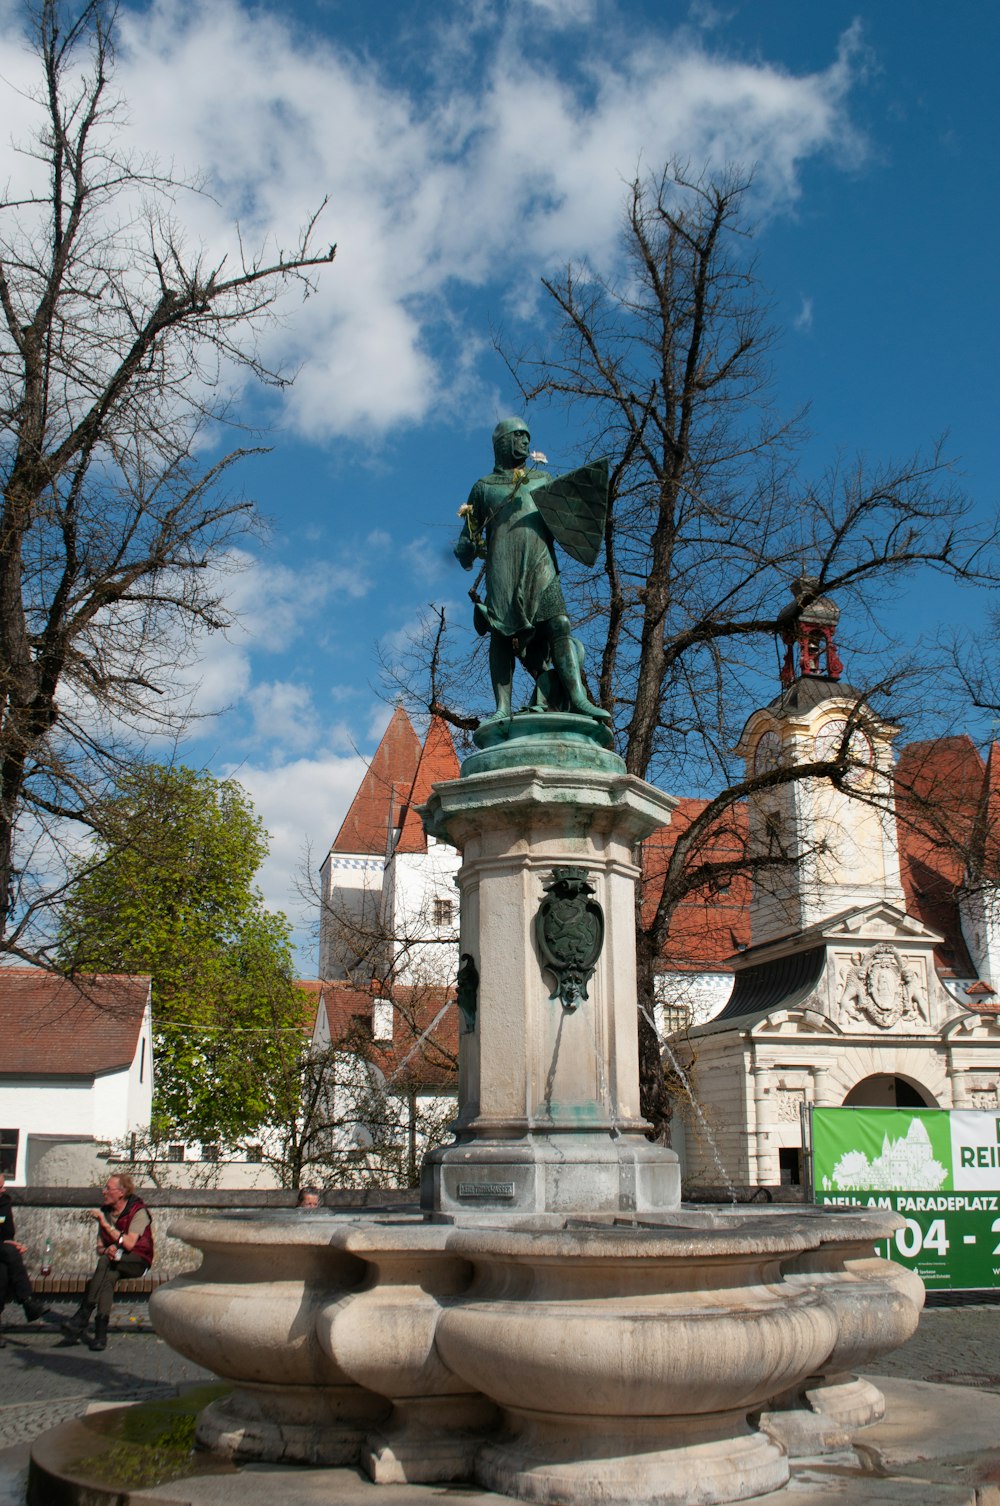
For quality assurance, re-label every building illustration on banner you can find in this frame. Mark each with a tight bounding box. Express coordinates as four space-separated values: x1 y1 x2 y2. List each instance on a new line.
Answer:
821 1118 948 1194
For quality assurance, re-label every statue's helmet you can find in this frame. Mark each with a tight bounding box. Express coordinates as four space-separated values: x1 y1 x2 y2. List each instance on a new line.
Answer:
492 416 529 463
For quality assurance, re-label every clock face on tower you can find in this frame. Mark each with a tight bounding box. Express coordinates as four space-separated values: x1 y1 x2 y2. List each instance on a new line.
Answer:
813 717 874 787
753 729 782 775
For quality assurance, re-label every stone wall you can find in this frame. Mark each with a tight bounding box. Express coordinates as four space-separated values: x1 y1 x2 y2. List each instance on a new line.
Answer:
7 1187 418 1281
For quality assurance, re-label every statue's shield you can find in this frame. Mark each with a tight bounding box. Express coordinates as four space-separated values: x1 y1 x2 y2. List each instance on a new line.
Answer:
532 458 609 568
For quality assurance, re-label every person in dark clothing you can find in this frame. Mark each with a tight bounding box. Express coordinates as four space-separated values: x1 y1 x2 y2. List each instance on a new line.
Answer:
60 1173 154 1351
0 1170 49 1343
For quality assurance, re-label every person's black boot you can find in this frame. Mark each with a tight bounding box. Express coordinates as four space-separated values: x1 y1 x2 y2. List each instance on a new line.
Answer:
88 1315 109 1352
23 1298 49 1323
59 1303 93 1344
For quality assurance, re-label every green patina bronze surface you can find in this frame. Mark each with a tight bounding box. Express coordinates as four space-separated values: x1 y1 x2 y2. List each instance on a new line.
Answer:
456 951 479 1032
461 709 623 778
455 418 611 726
535 866 605 1010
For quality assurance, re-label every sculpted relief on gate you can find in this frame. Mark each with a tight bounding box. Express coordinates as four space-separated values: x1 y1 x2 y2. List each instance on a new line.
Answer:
836 944 929 1030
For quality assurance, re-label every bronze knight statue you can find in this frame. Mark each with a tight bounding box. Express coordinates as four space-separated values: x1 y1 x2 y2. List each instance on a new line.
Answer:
454 418 610 725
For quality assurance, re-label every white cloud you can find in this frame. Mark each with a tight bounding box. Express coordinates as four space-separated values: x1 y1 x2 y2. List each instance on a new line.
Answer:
221 549 369 650
225 751 372 965
794 295 815 333
246 680 320 752
0 0 868 442
518 0 598 25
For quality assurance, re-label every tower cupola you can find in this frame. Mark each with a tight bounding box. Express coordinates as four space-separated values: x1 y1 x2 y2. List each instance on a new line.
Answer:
735 578 905 944
777 577 844 686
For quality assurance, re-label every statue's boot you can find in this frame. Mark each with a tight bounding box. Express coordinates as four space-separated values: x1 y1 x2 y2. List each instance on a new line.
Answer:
551 632 610 721
482 633 515 724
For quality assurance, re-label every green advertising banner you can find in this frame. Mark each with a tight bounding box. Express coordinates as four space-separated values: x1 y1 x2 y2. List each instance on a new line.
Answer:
811 1107 1000 1290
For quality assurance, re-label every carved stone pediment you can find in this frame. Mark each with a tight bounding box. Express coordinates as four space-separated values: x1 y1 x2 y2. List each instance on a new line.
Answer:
820 902 942 946
944 1011 1000 1042
749 1007 840 1039
835 943 929 1031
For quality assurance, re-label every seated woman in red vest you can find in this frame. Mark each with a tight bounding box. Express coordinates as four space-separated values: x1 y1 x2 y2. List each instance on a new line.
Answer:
61 1173 154 1351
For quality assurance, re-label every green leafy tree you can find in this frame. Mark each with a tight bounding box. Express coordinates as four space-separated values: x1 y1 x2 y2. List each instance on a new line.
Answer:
57 764 308 1145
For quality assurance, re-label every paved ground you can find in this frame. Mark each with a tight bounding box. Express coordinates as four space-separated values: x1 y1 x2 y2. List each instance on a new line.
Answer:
0 1300 212 1503
2 1295 1000 1504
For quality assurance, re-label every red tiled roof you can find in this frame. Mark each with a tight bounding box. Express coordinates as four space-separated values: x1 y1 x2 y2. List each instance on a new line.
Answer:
330 708 422 856
311 979 458 1088
0 969 149 1077
895 736 982 975
641 799 752 971
314 980 374 1040
292 979 331 1037
396 717 460 854
973 742 1000 880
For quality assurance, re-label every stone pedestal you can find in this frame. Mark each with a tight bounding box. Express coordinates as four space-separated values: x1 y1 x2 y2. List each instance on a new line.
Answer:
419 722 680 1222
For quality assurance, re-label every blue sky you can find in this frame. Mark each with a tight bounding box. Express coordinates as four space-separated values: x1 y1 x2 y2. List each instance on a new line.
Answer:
3 0 996 965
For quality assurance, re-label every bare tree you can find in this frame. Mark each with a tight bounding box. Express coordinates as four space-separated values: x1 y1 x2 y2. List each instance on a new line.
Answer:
0 0 336 956
261 994 457 1191
414 163 1000 1135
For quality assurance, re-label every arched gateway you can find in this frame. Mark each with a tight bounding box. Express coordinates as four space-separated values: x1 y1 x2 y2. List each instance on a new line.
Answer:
843 1075 936 1109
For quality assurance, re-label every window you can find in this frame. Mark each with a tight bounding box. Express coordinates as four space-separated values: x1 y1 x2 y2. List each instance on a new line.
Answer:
763 810 783 856
244 1145 262 1164
433 897 455 927
166 1144 185 1163
0 1129 18 1177
778 1147 801 1186
139 1037 146 1083
201 1144 219 1163
372 999 394 1040
660 1003 690 1036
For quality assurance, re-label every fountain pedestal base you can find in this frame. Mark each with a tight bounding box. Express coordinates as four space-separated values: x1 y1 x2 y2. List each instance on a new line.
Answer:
423 1130 680 1223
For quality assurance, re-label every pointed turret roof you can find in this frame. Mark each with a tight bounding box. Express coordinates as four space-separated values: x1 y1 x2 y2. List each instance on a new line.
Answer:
396 717 460 853
330 708 422 856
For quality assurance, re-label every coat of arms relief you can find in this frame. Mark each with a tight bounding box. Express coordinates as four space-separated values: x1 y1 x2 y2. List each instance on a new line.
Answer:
836 944 929 1029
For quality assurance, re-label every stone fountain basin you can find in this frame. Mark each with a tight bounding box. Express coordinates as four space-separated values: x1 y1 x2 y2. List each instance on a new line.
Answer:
149 1205 919 1501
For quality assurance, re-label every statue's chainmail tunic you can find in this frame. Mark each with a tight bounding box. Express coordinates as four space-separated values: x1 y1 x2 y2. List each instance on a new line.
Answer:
458 467 566 637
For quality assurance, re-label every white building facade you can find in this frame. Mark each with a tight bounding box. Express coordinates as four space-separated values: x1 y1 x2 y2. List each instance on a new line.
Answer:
0 970 153 1186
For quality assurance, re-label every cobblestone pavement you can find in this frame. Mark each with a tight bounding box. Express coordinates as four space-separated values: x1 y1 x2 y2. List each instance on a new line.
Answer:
864 1298 1000 1393
2 1299 1000 1502
0 1298 212 1504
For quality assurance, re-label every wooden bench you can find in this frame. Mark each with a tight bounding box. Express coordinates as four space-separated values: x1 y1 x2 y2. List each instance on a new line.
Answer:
33 1272 169 1298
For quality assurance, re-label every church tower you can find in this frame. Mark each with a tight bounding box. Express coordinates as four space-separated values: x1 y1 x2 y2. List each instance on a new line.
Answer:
735 579 906 946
